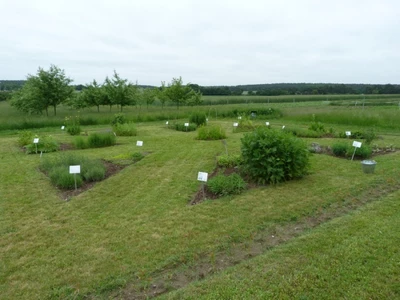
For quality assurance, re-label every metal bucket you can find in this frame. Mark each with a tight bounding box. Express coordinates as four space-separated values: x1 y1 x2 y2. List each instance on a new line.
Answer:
361 160 377 174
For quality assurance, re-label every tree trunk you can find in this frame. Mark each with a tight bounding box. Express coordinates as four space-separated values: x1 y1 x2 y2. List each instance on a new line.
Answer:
97 105 100 112
53 105 57 116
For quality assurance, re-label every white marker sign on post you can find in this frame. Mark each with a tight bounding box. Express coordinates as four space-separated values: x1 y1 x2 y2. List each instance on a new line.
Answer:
266 122 270 126
197 172 208 182
233 122 238 127
166 121 169 125
184 123 189 127
69 165 81 190
61 126 65 130
33 138 39 154
345 131 351 137
282 125 285 129
351 141 362 161
136 141 143 146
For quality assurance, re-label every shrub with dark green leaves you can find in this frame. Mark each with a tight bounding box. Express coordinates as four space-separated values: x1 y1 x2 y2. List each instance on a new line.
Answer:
67 124 81 136
207 173 247 196
197 125 226 140
25 135 59 154
18 130 34 146
132 152 144 162
241 127 309 184
111 113 127 125
217 154 242 168
113 123 137 136
332 142 349 157
189 112 207 126
346 144 372 159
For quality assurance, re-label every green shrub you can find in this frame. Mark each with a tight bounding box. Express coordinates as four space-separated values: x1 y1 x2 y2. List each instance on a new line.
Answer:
74 136 89 149
67 124 81 136
197 125 227 140
111 113 127 125
87 133 116 148
332 142 349 157
217 154 242 168
18 130 34 146
346 144 372 159
132 152 144 162
25 135 59 154
82 165 105 182
207 173 247 196
308 122 326 133
49 165 83 189
363 129 377 145
174 123 197 132
113 123 137 136
189 112 207 127
285 127 323 138
241 128 309 184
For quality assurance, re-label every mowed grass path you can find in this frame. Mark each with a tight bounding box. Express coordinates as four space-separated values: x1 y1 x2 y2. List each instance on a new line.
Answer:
162 189 400 299
0 121 399 298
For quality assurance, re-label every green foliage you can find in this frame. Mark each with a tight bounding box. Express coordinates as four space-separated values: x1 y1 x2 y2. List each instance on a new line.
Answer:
235 117 256 132
65 115 81 135
216 154 243 168
285 127 324 138
113 122 137 136
332 142 349 157
17 130 34 146
309 122 326 132
25 135 59 154
41 153 106 189
87 133 116 148
74 136 88 149
346 144 372 159
197 125 226 140
207 173 247 196
111 113 127 126
362 129 377 145
241 128 310 184
173 123 197 132
189 112 207 126
132 152 144 162
104 71 136 111
67 124 81 136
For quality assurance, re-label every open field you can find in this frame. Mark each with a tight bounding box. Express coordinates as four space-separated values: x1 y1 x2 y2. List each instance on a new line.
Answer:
0 99 399 299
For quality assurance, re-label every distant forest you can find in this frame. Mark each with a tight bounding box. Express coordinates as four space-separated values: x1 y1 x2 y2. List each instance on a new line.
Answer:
1 80 400 97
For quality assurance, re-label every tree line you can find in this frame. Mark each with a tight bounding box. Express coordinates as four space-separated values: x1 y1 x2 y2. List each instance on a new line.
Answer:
8 65 202 115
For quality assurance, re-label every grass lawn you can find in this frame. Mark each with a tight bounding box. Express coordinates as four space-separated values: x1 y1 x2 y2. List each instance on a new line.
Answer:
0 100 399 299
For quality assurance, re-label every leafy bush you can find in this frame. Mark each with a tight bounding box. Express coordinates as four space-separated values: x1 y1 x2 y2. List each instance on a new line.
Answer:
285 127 323 138
309 122 326 133
73 136 89 149
241 128 309 184
113 122 137 136
207 173 247 196
217 154 242 168
189 112 207 127
49 166 83 189
87 133 116 148
346 144 372 159
82 161 105 182
17 130 34 146
111 113 127 125
67 124 81 136
25 135 59 154
174 123 197 132
363 129 377 145
332 142 349 157
197 125 226 140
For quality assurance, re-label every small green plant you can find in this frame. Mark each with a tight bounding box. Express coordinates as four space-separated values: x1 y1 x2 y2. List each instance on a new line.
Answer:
73 136 89 149
217 154 242 168
241 127 309 184
197 125 226 140
346 144 372 159
25 135 59 154
17 130 34 146
363 129 377 145
67 124 81 136
87 133 116 148
111 113 127 126
113 123 137 136
332 142 349 157
173 123 197 132
132 152 144 162
207 173 247 196
189 112 207 127
65 115 81 136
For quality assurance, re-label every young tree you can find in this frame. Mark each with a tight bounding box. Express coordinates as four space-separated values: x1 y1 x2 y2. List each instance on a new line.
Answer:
142 88 157 109
81 80 103 112
156 81 170 109
104 71 135 111
164 77 193 109
10 65 74 116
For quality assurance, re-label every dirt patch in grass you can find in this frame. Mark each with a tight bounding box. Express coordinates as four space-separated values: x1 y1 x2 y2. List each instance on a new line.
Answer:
59 160 127 201
107 178 400 300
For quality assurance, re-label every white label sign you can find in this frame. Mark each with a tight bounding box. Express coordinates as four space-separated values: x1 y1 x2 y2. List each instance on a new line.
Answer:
166 121 169 125
69 165 81 174
184 123 189 127
206 118 208 122
197 172 208 182
282 125 285 129
61 126 65 130
136 141 143 146
353 141 362 148
345 131 351 136
266 122 270 126
233 122 238 127
33 138 39 144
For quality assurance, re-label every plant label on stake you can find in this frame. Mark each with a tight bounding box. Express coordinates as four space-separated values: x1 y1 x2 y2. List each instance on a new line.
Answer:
33 138 39 154
166 121 169 125
282 125 285 129
184 122 189 132
136 141 143 147
266 122 270 126
351 141 362 161
61 126 65 130
69 165 81 190
346 131 351 138
197 172 208 199
233 122 238 127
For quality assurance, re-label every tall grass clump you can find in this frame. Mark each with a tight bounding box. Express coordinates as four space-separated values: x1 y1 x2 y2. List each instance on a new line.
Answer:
189 112 207 126
40 153 106 189
88 133 116 148
197 125 226 140
241 127 309 184
113 123 137 136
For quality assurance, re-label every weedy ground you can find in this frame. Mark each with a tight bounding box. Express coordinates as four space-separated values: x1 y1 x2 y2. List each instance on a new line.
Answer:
0 100 399 299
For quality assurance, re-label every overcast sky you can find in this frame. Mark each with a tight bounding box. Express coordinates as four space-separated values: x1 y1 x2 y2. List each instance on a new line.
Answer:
1 0 399 86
